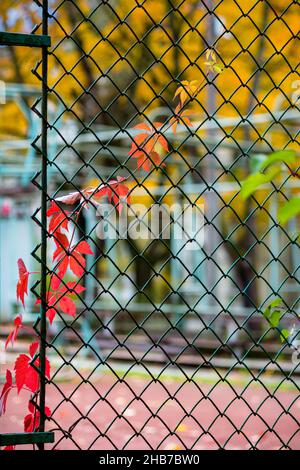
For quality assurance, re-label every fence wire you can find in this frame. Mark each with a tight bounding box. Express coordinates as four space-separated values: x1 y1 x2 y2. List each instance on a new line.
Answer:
30 0 300 450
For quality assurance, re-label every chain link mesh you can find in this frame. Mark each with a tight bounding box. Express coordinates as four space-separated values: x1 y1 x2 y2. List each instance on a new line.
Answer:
29 0 300 449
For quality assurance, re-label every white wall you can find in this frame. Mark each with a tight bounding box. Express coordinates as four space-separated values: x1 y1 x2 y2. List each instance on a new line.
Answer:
0 216 35 321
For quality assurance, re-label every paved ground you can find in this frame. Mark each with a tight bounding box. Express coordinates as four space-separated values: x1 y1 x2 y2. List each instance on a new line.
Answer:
1 373 300 450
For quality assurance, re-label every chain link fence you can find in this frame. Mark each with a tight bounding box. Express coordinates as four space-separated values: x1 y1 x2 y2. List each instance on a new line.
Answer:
28 0 300 449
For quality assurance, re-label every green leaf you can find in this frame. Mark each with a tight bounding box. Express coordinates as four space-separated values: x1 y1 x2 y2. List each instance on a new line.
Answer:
263 298 283 328
269 309 282 328
280 329 290 343
278 198 300 225
240 167 280 199
269 298 283 309
213 64 224 74
257 149 296 172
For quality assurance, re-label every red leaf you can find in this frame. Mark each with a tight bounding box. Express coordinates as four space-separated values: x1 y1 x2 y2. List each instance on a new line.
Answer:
0 370 13 416
14 343 50 394
17 258 27 278
24 413 34 433
128 123 168 172
75 241 94 255
24 402 51 433
47 201 60 216
47 202 69 234
26 356 50 394
69 252 85 277
29 341 39 358
14 315 22 327
43 282 85 323
46 307 57 324
59 296 76 317
16 259 30 308
5 315 22 350
52 232 69 261
15 354 31 393
93 177 130 213
56 255 69 283
52 236 93 289
54 179 130 214
170 108 193 134
44 292 59 324
24 364 39 393
50 273 62 291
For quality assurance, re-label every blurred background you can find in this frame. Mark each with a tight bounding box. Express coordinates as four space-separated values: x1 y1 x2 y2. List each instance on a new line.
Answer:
0 0 299 388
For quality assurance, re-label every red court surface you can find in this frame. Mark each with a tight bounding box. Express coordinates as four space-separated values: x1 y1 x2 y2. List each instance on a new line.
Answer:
1 374 300 450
